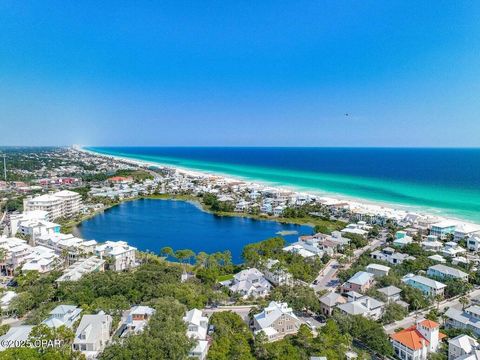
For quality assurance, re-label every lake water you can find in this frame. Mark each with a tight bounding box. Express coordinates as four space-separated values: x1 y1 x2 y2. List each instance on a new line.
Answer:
75 198 312 263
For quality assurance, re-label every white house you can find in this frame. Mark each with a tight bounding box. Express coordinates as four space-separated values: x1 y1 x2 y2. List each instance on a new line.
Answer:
223 268 272 299
448 334 479 360
337 296 385 320
72 312 112 359
263 259 293 286
454 224 480 242
121 305 155 337
21 246 59 273
95 241 136 271
42 304 82 329
56 256 105 282
422 235 443 252
467 234 480 252
442 242 467 258
365 263 391 278
378 286 402 303
390 319 445 360
183 309 209 360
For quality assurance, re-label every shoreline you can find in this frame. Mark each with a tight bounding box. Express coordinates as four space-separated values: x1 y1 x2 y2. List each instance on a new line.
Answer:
76 146 480 229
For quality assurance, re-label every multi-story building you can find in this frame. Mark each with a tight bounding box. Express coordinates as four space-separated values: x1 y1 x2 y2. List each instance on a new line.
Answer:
427 264 469 281
448 335 479 360
72 312 112 359
337 296 385 320
95 241 136 271
430 221 457 240
183 309 209 360
445 306 480 336
341 271 375 294
390 319 445 360
253 301 301 342
23 190 82 221
402 274 447 297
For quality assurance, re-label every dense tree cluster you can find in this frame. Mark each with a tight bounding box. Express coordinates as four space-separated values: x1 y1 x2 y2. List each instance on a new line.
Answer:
242 237 325 282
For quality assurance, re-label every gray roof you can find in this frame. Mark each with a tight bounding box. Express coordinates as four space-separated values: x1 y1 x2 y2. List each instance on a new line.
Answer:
428 264 468 279
378 285 402 297
319 292 346 307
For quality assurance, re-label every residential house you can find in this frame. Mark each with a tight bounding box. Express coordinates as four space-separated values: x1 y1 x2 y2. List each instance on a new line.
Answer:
448 335 479 360
393 231 413 247
402 274 446 297
370 247 416 265
442 242 467 258
95 241 136 271
319 292 347 316
283 238 325 258
263 259 293 287
390 319 445 360
431 221 457 240
21 246 59 273
454 224 480 242
428 254 447 263
183 309 209 360
427 264 469 281
366 263 391 278
56 256 105 282
467 235 480 252
72 312 113 359
337 296 385 320
0 236 33 275
223 268 272 299
341 222 370 237
121 306 155 337
422 235 443 252
43 305 82 329
378 286 402 303
341 271 375 294
0 326 34 351
253 301 301 342
445 306 480 337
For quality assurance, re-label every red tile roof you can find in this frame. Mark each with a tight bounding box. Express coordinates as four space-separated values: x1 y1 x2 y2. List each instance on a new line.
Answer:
391 326 429 351
419 319 439 329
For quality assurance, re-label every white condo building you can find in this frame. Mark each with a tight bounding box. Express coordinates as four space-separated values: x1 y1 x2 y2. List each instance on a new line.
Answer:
23 190 82 221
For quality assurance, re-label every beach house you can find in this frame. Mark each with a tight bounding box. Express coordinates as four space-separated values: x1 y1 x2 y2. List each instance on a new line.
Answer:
337 296 385 320
72 312 113 359
42 305 82 329
319 292 347 316
365 263 391 278
402 274 447 297
183 309 209 360
427 264 469 281
95 241 137 271
448 335 479 360
430 221 457 240
120 305 155 337
223 268 272 299
445 306 480 337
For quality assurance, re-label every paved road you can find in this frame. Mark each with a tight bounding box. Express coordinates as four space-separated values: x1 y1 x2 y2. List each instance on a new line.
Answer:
384 288 480 334
311 238 383 292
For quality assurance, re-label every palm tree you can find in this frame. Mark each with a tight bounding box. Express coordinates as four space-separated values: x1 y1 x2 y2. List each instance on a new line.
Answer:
459 295 470 310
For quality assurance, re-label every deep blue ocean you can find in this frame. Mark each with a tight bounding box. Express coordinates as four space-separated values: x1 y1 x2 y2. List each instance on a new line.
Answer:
87 147 480 222
75 199 311 263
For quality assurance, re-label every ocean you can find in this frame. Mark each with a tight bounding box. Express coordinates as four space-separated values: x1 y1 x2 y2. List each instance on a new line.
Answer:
75 199 311 263
86 147 480 223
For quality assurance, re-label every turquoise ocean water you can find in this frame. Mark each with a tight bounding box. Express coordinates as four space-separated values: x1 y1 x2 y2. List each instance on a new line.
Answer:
86 147 480 223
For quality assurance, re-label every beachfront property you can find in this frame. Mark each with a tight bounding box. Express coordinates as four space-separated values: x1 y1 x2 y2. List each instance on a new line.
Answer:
445 306 480 337
390 319 445 360
120 305 156 337
341 271 375 294
95 241 137 271
370 247 416 265
222 268 272 299
430 221 457 240
42 304 82 329
448 335 480 360
427 264 469 281
402 274 447 297
252 301 301 342
337 295 385 320
454 224 480 242
183 309 210 360
23 190 82 221
319 292 347 316
72 312 113 359
35 232 98 264
365 263 391 278
56 256 105 282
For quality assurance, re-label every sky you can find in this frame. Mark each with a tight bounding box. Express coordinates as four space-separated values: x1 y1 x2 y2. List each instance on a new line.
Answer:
0 1 479 147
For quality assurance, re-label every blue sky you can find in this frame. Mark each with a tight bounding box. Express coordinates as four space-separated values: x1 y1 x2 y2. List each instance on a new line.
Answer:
0 1 479 146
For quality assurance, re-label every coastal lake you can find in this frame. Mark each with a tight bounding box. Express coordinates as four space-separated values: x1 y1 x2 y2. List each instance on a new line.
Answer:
75 199 312 263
